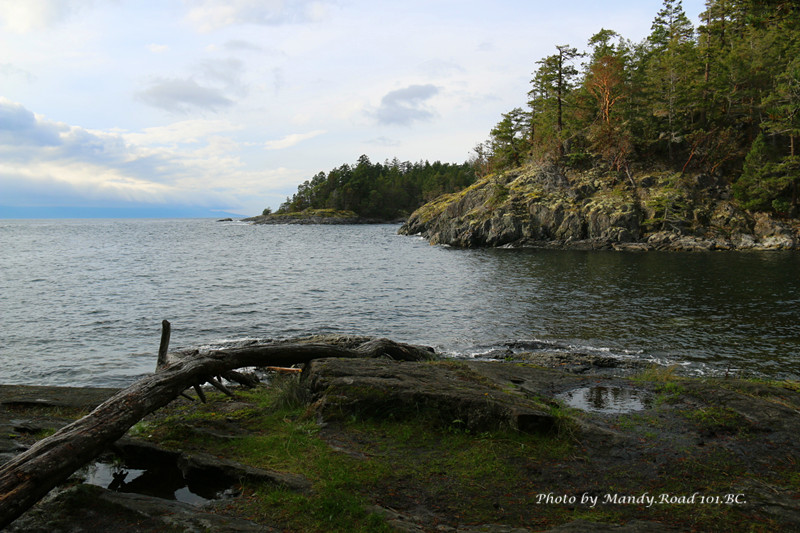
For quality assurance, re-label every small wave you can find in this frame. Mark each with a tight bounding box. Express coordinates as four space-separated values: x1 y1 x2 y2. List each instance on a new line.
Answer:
441 337 710 375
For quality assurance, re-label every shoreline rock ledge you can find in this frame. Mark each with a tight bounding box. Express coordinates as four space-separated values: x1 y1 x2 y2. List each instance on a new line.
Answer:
399 165 800 251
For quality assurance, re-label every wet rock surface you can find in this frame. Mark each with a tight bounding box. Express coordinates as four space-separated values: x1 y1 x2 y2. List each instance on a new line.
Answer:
5 484 273 533
304 358 557 433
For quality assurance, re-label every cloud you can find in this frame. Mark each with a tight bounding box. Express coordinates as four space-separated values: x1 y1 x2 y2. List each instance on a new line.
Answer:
147 44 169 54
374 84 439 126
418 59 465 77
264 130 326 150
184 0 329 32
0 63 35 83
122 119 242 146
366 136 401 147
0 98 305 215
0 98 63 147
199 57 246 94
0 0 92 32
0 99 218 206
136 78 235 113
222 39 263 52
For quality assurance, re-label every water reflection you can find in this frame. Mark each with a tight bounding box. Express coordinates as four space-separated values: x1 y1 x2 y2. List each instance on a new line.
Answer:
557 385 653 414
83 460 232 505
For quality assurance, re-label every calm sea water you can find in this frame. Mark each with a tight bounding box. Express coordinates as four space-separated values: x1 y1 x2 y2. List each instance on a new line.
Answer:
1 219 798 386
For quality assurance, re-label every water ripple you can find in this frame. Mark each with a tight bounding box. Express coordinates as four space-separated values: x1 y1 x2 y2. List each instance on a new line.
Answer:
1 220 798 385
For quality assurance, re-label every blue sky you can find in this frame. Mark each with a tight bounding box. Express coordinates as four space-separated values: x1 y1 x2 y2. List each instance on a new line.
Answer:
0 0 705 217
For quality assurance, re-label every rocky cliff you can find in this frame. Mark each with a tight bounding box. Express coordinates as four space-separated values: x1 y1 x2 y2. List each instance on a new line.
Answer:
399 165 800 251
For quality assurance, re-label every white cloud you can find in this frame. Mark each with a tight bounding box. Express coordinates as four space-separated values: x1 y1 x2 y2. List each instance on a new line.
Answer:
0 98 294 214
0 63 36 83
264 130 326 150
136 77 235 113
148 44 169 54
0 0 92 32
122 119 242 146
418 59 465 78
374 84 439 126
366 136 401 147
222 39 263 52
199 57 247 94
183 0 329 32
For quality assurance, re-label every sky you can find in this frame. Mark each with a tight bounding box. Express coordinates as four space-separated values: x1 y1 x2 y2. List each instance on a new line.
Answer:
0 0 706 218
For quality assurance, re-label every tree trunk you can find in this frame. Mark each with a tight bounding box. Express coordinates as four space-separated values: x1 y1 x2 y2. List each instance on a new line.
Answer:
0 338 433 529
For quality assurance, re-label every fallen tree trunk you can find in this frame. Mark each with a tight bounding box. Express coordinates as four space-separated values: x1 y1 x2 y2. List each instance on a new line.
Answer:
0 337 434 529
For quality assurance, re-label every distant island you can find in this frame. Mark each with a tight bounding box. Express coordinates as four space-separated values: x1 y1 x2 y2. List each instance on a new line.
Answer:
255 155 475 223
243 208 397 225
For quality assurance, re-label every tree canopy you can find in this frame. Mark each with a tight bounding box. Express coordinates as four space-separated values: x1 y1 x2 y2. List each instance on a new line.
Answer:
275 156 475 220
479 0 800 216
272 1 799 220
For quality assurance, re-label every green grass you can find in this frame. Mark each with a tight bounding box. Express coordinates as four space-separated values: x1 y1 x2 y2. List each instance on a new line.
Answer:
129 371 800 532
133 379 579 531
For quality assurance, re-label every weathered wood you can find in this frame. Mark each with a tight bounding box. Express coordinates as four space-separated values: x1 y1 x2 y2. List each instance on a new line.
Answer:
192 383 207 403
156 320 171 371
222 370 260 388
0 338 433 528
206 377 233 396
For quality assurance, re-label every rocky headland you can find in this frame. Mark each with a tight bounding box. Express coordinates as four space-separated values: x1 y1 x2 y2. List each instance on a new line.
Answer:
399 165 800 251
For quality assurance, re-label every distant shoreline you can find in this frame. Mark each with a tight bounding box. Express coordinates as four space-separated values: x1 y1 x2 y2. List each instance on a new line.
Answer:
241 208 404 225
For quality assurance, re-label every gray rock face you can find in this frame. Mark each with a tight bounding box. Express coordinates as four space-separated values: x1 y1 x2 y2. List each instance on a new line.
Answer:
303 358 556 434
399 166 800 250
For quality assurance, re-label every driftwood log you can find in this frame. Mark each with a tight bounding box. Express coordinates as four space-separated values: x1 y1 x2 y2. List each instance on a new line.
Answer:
0 333 434 529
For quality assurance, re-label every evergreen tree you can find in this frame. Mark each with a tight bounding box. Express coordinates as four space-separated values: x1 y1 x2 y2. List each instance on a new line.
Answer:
274 156 475 219
489 108 530 169
529 45 582 159
733 133 783 211
643 0 698 162
583 29 632 170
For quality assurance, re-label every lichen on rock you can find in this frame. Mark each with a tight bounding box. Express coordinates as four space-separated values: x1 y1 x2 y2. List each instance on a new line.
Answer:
399 164 800 251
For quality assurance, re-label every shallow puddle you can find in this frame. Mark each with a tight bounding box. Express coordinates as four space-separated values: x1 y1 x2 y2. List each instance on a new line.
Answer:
82 460 233 505
556 385 653 414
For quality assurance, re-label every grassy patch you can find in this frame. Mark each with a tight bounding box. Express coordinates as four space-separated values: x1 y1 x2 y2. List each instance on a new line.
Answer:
682 405 752 436
136 381 579 531
129 370 799 532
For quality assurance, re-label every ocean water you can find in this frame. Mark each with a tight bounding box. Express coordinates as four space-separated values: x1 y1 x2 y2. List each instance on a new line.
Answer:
1 219 798 386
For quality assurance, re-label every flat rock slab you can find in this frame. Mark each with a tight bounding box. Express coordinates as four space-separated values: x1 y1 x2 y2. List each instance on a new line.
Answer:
0 385 118 410
304 358 557 433
0 385 119 463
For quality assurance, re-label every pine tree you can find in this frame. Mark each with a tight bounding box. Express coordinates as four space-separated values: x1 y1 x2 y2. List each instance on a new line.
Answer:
583 29 632 169
529 45 582 160
489 108 530 169
643 0 698 162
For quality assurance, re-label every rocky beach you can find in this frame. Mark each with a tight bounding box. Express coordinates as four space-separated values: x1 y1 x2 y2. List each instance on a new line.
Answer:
2 337 798 532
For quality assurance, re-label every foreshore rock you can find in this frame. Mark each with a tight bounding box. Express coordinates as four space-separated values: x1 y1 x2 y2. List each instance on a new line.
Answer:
399 165 800 250
3 349 800 531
